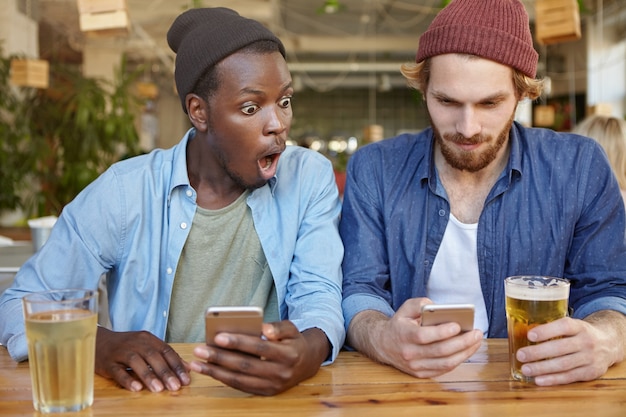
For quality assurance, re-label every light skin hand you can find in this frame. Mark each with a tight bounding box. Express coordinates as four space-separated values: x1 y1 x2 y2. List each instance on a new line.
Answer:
190 320 330 395
516 310 626 386
347 298 483 378
95 327 191 393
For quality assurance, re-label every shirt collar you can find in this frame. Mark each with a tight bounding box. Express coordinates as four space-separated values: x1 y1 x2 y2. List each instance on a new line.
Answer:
266 176 278 195
174 128 278 200
507 121 524 177
169 128 194 196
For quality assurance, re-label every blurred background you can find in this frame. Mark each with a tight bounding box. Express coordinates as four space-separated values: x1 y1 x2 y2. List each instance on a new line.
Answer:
0 0 625 220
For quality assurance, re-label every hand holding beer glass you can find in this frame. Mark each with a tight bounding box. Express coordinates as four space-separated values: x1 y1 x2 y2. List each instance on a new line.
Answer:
504 276 570 383
22 289 98 413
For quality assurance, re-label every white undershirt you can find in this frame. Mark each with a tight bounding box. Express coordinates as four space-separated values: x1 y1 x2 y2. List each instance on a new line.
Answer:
427 213 489 335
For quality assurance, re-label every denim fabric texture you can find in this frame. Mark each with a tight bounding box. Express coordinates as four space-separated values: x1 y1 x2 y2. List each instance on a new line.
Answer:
340 122 626 339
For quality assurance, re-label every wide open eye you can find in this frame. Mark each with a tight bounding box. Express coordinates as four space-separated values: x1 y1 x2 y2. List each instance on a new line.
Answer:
241 104 260 115
279 97 292 108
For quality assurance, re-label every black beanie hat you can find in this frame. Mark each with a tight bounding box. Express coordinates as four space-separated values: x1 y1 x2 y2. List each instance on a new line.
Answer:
167 7 286 113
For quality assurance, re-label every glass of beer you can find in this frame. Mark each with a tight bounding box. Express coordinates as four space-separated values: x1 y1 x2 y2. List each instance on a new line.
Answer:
504 276 570 383
22 289 98 413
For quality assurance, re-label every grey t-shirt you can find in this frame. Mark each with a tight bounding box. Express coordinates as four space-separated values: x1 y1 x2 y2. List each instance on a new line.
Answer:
166 191 279 343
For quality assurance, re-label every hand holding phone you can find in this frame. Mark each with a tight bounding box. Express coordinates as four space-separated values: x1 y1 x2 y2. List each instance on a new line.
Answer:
204 306 263 346
421 303 475 332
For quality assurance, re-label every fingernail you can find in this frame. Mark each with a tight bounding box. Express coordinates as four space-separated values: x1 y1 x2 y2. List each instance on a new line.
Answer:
527 331 537 342
193 346 210 359
265 325 275 338
517 350 526 361
189 361 202 373
150 379 164 393
130 381 143 392
521 364 532 375
167 377 181 391
180 372 191 385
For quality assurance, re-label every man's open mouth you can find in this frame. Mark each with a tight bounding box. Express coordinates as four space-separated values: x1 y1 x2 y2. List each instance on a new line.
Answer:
258 152 282 180
260 154 278 170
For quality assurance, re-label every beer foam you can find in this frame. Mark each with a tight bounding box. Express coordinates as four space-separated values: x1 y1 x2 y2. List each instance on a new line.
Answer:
505 276 570 301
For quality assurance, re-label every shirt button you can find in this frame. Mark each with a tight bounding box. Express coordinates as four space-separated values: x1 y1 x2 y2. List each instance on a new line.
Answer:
180 222 188 229
163 310 167 318
166 267 173 274
438 209 446 216
186 189 193 197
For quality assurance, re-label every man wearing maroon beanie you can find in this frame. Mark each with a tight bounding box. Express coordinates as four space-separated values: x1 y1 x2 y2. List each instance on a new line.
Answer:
341 0 626 385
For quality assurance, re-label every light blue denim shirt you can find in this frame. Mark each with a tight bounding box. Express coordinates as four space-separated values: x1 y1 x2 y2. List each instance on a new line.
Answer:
341 122 626 339
0 128 345 362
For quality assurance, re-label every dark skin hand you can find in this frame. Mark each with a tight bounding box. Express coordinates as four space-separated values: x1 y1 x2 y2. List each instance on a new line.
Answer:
95 327 191 392
190 321 330 395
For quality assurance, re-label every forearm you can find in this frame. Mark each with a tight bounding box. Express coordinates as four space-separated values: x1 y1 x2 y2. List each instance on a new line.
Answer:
302 327 333 368
346 310 390 365
583 309 626 366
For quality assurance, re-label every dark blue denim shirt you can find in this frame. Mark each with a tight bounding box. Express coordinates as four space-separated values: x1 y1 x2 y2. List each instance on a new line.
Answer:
340 122 626 338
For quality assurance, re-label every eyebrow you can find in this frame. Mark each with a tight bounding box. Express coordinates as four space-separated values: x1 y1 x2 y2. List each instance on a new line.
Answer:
430 90 509 103
237 87 265 98
237 82 293 99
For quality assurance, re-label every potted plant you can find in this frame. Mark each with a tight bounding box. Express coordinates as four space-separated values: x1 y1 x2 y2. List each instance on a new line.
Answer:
0 52 32 216
0 52 142 219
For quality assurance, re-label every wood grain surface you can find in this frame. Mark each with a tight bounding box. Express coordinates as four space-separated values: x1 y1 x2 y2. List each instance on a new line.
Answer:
1 339 625 416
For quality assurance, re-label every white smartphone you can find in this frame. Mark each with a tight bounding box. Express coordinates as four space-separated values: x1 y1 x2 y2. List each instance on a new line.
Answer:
204 306 264 345
421 303 475 332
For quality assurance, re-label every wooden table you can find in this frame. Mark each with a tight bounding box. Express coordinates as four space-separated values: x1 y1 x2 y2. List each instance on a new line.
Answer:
1 340 625 416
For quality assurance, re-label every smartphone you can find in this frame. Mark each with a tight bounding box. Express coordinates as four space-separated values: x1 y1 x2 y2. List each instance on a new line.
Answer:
204 306 264 345
421 303 475 332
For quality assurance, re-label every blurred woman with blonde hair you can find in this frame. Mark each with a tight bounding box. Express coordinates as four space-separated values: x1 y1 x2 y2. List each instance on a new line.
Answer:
573 115 626 202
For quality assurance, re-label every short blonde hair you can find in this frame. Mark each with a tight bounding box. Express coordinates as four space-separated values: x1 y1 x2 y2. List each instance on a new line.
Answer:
573 115 626 190
400 55 544 101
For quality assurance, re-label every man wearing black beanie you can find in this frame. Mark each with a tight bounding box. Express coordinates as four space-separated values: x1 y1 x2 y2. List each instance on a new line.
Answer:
0 7 345 396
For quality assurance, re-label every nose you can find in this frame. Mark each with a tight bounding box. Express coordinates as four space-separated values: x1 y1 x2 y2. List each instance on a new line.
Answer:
263 105 290 137
455 106 481 139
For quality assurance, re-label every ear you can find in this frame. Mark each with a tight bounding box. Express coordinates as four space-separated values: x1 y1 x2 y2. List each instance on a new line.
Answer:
186 94 209 132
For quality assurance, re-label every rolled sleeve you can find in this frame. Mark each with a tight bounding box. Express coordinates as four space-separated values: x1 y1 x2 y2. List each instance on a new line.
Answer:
0 299 29 362
572 296 626 320
342 293 395 334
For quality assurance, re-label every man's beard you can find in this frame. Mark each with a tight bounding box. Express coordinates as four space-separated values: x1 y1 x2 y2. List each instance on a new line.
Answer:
431 112 515 172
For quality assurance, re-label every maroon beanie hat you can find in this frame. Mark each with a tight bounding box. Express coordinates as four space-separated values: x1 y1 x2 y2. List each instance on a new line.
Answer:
167 7 286 112
416 0 538 78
